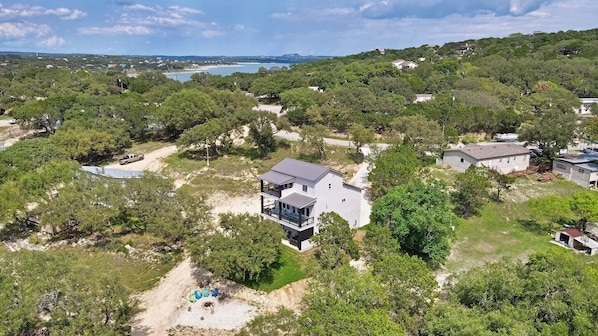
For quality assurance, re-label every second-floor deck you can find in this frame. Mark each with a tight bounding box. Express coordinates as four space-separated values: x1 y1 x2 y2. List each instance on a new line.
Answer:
261 206 314 229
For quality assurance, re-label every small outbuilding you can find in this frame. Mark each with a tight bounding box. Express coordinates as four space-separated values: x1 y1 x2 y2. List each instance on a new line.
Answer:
554 228 598 255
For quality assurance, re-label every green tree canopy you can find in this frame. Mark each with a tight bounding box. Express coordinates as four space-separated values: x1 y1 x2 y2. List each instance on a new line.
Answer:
368 144 420 200
451 166 493 218
424 249 598 335
0 250 132 335
190 213 284 282
370 178 458 266
311 212 359 270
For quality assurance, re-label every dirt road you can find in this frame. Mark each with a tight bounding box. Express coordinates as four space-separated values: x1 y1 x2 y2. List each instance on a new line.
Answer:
104 145 177 172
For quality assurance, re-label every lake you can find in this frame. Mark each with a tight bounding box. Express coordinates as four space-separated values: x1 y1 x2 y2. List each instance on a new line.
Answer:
165 62 291 82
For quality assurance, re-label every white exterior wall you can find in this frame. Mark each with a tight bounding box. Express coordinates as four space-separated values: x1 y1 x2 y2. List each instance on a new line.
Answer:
310 172 361 233
553 160 573 179
442 152 477 172
571 167 592 187
443 152 529 174
478 154 530 174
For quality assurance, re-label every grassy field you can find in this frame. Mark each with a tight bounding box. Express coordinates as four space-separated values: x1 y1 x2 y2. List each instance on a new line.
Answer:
73 247 182 292
163 140 360 197
443 177 586 275
244 245 309 292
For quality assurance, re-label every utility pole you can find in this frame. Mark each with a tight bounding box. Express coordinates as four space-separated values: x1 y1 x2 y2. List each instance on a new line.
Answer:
206 138 210 167
442 90 455 136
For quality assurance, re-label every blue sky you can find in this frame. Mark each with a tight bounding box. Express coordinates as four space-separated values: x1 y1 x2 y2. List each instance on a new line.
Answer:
0 0 596 56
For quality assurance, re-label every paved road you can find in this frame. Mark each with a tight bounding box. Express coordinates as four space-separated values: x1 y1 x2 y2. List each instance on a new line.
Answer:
274 129 389 154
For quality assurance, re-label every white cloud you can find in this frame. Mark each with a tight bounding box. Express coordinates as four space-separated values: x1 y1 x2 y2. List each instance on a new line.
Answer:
37 35 66 47
78 25 152 35
201 29 225 38
0 22 50 38
124 4 157 12
0 4 86 20
62 9 87 20
168 6 204 15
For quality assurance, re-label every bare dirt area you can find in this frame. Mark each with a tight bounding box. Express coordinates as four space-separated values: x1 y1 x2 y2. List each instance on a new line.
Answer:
105 145 178 172
131 255 309 336
0 122 38 147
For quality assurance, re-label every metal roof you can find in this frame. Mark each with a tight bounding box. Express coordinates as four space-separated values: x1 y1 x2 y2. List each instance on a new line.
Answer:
556 152 598 164
81 166 144 179
279 193 316 208
574 236 598 249
271 158 331 182
561 228 584 238
576 163 598 172
258 170 295 184
444 144 530 160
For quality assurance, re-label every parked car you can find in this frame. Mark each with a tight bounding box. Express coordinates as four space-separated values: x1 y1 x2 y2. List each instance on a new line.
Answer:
119 153 144 165
8 118 16 124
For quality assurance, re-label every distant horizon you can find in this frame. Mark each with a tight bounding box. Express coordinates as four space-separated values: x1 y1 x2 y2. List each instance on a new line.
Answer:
0 1 597 56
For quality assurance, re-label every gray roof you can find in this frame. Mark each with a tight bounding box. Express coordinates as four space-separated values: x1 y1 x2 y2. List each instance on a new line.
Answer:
280 193 316 208
576 163 598 172
258 170 295 184
444 144 530 160
556 152 598 164
82 166 144 179
270 158 331 182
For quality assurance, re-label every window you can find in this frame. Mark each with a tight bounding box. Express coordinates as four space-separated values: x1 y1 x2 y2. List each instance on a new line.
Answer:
579 169 586 174
460 158 464 163
328 183 331 189
555 163 566 171
302 185 307 192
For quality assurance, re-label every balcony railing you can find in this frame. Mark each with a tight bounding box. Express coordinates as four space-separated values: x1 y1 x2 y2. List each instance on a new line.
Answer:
262 207 314 228
261 188 281 198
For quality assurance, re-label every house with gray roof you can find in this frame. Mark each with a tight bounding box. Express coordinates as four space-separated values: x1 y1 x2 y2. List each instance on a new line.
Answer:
442 144 531 174
258 158 362 251
552 151 598 188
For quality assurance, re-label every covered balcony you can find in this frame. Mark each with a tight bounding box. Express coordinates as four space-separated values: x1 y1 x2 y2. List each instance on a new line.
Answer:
258 171 295 198
261 193 315 229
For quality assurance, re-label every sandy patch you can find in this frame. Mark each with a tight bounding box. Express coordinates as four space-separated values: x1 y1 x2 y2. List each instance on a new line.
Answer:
105 145 178 172
209 192 260 217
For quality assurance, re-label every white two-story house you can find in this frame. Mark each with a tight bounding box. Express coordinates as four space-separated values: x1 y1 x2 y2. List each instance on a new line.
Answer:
258 158 362 251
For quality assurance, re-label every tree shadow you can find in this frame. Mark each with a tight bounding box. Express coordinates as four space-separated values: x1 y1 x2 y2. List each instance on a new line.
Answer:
517 218 551 234
228 146 262 160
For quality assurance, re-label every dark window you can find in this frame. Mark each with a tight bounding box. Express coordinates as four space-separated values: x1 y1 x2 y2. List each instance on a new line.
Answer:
302 185 307 192
328 183 331 189
460 158 464 163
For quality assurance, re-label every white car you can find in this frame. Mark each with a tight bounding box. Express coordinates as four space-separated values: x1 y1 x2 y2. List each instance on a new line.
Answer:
8 119 16 124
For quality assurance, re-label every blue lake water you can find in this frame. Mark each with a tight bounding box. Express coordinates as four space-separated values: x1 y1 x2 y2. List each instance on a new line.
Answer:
165 63 291 82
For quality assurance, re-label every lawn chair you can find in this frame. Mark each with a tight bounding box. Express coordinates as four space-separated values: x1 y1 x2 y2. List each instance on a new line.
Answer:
212 288 219 297
203 288 210 297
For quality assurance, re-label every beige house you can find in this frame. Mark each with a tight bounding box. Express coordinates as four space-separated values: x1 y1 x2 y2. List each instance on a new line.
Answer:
442 144 531 174
552 152 598 188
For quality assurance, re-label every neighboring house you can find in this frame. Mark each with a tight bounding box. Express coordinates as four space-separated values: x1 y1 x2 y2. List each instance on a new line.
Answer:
554 228 598 256
414 94 433 103
392 59 418 70
258 158 362 251
442 144 531 174
573 98 598 115
552 152 598 188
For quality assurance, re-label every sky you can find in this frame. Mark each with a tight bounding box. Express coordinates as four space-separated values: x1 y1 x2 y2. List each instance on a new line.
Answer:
0 0 597 56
